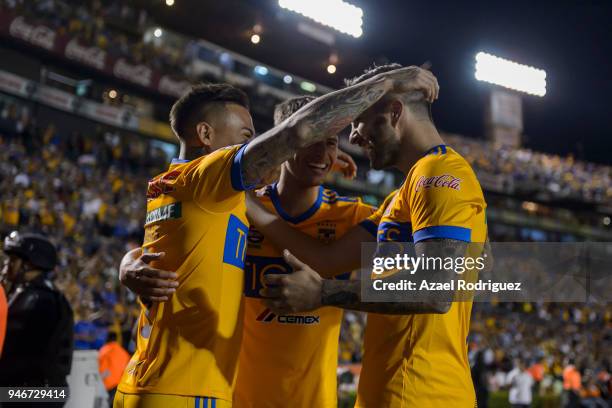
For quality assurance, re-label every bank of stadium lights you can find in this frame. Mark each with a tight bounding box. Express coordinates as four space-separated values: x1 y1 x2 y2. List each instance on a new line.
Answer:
165 0 174 6
278 0 363 38
250 34 261 44
153 28 163 38
475 52 547 97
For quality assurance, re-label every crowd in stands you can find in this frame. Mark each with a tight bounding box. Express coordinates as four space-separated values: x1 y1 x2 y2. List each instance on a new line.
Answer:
4 0 612 207
446 134 612 206
2 0 189 78
0 98 167 353
469 302 611 406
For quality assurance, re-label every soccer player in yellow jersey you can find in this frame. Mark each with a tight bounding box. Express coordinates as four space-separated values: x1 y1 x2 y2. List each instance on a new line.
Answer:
116 69 439 408
250 64 487 407
234 96 376 408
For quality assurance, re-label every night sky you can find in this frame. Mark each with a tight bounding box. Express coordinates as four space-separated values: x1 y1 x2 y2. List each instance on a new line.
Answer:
152 0 612 164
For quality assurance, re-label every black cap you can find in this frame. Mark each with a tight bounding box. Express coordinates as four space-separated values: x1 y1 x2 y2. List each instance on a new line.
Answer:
3 231 57 271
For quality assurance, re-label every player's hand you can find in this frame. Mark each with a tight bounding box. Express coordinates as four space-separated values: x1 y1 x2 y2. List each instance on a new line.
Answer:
333 149 357 179
260 250 323 313
379 66 439 103
119 251 178 302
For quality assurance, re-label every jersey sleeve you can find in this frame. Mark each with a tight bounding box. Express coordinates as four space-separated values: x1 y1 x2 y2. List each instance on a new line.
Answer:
189 144 254 211
358 190 398 237
408 157 485 243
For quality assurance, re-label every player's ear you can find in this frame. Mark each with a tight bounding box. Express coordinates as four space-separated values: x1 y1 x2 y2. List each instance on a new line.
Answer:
195 121 214 153
389 99 403 128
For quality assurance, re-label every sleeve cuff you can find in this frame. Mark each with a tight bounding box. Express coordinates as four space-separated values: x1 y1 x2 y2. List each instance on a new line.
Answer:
230 144 254 191
413 225 471 243
359 219 379 237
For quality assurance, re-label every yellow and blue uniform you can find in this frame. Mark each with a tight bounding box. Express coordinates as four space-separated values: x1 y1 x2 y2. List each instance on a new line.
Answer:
234 185 376 408
356 145 487 408
116 145 252 408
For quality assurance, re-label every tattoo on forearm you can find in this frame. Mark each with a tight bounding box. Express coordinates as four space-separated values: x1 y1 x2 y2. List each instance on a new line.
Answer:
321 279 447 314
241 78 388 187
307 85 387 137
321 239 469 315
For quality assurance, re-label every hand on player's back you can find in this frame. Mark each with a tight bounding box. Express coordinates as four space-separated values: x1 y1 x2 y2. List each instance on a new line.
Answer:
379 66 439 102
119 251 178 302
260 250 323 313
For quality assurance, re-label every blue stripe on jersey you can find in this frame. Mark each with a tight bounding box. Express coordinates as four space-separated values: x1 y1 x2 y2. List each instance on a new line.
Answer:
231 143 252 191
359 219 378 237
211 398 216 408
413 225 471 243
377 221 412 242
270 184 323 224
195 396 200 408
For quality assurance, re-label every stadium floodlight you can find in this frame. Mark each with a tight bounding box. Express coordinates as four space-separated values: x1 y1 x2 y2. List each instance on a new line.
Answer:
153 28 163 38
279 0 363 38
475 52 546 97
283 75 293 84
327 64 337 74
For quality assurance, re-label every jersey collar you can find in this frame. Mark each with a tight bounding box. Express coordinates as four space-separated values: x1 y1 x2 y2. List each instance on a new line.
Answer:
424 144 447 156
269 184 323 224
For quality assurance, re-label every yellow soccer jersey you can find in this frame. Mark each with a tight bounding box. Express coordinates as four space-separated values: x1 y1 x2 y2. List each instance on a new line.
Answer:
357 144 487 408
234 185 376 408
118 144 252 402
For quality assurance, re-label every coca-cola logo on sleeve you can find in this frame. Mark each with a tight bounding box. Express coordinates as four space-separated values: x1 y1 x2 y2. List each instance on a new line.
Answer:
9 16 56 50
415 174 462 192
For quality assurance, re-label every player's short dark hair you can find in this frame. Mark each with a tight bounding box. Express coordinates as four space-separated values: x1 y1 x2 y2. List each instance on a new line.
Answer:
107 331 118 342
345 63 432 121
169 83 250 140
273 95 316 126
344 63 403 87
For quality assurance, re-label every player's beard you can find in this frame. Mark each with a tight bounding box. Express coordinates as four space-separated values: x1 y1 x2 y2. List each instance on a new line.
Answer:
369 134 401 170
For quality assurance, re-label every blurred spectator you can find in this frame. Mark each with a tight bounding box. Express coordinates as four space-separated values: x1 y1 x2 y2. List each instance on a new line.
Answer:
98 331 130 406
506 359 534 408
563 360 582 407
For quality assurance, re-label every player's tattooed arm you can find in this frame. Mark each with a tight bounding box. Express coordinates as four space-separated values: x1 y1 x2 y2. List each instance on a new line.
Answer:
263 239 464 315
240 77 388 187
240 66 438 187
